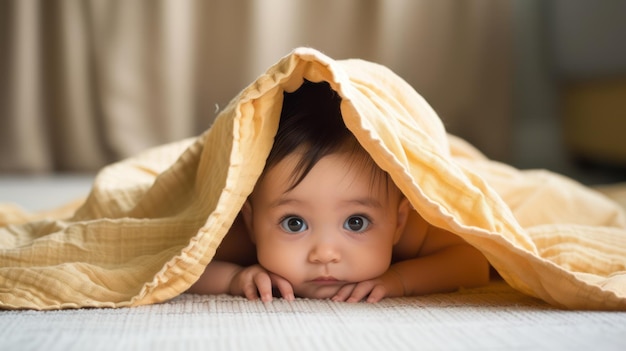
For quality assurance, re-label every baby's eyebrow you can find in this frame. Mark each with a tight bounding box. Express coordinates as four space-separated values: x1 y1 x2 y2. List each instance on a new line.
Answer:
268 197 303 208
343 197 383 208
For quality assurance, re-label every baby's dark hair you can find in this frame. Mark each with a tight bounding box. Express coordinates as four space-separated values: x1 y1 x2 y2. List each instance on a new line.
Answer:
263 80 389 191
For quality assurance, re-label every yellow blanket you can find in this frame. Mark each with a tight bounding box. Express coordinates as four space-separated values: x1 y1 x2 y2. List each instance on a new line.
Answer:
2 48 626 310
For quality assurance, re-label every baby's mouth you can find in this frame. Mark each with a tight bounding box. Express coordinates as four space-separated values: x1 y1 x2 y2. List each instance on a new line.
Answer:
310 276 342 285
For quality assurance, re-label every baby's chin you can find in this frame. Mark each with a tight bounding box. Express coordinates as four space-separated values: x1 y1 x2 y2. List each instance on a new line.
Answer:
291 283 345 300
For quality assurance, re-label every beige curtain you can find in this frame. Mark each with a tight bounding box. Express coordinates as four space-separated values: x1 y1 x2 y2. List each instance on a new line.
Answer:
0 0 511 173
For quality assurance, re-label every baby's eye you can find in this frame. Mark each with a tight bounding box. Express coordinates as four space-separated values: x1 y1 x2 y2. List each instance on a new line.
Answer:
280 216 308 233
343 215 370 233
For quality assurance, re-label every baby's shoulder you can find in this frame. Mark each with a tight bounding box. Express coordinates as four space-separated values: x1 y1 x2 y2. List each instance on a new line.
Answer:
392 210 429 261
214 214 257 266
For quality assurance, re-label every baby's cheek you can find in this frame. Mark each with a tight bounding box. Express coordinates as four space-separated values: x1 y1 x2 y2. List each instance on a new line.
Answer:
352 251 393 280
256 245 296 277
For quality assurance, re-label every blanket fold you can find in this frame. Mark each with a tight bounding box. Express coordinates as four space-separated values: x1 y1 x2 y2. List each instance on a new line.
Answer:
2 48 626 310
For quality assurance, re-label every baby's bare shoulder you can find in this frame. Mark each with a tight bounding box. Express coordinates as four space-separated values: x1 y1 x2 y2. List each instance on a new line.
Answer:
392 210 429 261
213 214 257 266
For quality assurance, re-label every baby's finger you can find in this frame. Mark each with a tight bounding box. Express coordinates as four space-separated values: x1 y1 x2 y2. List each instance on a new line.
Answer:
331 283 356 302
253 271 273 302
346 282 376 303
241 279 260 301
270 273 295 301
365 285 387 303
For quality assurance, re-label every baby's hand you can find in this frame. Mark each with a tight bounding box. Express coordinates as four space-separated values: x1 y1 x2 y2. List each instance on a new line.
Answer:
230 264 295 302
331 270 405 303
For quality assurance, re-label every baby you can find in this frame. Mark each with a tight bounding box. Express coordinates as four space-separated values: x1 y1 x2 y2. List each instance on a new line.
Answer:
188 80 490 302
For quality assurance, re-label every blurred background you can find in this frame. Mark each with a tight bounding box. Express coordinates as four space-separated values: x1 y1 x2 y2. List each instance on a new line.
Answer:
1 0 625 185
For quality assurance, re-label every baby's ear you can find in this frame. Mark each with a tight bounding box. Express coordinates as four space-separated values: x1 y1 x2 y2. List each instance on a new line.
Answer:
393 197 411 244
241 200 256 244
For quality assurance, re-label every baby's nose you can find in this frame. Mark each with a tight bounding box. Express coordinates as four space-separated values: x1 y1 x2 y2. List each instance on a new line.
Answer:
308 240 340 264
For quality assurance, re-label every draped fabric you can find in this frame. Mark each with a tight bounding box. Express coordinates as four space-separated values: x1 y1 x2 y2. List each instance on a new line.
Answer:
0 0 511 172
1 48 625 310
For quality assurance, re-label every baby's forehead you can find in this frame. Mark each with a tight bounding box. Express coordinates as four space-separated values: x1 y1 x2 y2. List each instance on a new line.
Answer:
274 150 401 197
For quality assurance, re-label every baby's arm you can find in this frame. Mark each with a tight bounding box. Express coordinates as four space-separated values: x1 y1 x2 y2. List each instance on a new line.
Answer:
186 260 243 296
390 226 490 296
187 261 295 302
333 225 489 303
187 215 295 301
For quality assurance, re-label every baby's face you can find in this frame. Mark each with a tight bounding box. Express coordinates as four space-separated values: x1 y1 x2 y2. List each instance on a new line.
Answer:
243 151 408 299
